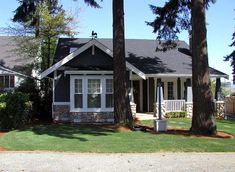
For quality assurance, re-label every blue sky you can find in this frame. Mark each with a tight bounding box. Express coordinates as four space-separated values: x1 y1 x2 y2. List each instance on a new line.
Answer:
0 0 234 82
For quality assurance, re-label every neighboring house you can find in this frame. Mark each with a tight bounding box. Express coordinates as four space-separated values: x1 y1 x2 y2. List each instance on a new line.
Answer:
40 38 229 123
0 65 28 91
0 36 33 91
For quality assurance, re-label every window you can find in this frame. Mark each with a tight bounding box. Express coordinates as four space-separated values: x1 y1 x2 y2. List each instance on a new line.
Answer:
71 75 113 112
5 76 9 88
10 76 14 88
88 79 101 108
168 82 174 100
0 75 15 89
74 79 83 108
69 47 77 53
105 79 113 108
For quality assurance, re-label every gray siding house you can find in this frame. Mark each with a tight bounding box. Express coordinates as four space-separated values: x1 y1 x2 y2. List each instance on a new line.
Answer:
40 38 228 123
0 36 33 91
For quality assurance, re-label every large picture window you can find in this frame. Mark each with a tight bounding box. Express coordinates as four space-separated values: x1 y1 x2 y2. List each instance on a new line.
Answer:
71 75 113 112
88 79 101 108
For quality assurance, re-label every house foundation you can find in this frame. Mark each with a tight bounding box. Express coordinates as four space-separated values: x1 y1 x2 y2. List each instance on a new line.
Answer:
53 104 114 123
53 102 137 123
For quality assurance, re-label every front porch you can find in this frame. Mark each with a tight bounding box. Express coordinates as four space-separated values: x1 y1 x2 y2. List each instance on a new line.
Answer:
130 75 225 118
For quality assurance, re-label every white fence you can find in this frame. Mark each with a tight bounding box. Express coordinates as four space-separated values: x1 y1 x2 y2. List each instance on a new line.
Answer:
164 100 186 112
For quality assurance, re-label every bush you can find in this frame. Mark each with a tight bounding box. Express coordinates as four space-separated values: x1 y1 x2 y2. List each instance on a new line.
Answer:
0 92 32 131
164 111 186 118
16 78 41 119
16 78 52 121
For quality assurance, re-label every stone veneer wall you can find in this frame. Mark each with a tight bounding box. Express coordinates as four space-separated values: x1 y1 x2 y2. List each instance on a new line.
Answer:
185 102 193 118
154 103 166 118
130 102 136 117
53 102 137 123
215 101 225 118
53 104 114 123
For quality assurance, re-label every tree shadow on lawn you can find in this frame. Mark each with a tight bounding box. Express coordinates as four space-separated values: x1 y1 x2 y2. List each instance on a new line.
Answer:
17 123 117 141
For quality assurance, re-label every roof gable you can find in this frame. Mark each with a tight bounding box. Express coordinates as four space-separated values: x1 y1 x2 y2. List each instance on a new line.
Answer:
39 39 146 79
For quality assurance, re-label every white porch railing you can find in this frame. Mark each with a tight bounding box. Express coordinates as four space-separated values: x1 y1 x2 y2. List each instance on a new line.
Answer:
164 100 186 112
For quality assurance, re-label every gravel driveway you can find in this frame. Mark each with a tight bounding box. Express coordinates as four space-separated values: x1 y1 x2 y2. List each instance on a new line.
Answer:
0 152 235 172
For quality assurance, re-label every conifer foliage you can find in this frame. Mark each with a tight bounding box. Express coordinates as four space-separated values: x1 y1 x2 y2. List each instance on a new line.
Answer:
148 0 217 135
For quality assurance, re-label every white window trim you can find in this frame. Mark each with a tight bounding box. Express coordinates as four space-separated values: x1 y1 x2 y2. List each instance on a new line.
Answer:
161 78 177 100
70 75 114 112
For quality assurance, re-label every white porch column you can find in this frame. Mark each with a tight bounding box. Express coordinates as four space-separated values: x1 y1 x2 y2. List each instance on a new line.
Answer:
187 87 193 102
129 71 134 103
154 78 157 116
139 79 143 112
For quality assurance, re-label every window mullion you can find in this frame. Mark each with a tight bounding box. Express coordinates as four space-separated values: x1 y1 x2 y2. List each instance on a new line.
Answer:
101 78 105 110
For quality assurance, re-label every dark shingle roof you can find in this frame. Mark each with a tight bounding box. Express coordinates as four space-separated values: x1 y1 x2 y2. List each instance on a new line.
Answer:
54 38 228 77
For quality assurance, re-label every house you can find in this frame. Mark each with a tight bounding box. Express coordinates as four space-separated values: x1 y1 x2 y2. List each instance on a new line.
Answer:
0 36 34 91
0 65 29 91
40 38 229 123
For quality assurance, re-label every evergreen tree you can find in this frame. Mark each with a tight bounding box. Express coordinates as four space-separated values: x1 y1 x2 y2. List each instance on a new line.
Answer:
224 29 235 82
82 0 133 127
13 0 63 37
148 0 216 135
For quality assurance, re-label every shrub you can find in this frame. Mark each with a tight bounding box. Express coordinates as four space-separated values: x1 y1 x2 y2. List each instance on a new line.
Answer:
16 78 41 119
164 111 186 118
0 92 32 131
16 78 52 121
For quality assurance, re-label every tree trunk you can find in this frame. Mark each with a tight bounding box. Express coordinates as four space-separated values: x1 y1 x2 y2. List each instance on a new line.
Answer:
112 0 133 127
191 0 216 135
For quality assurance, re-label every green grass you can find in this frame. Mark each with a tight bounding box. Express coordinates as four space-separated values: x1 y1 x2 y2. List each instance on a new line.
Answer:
0 119 234 152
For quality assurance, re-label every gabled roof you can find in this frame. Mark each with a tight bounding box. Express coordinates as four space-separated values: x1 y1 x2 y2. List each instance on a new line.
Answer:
41 38 229 79
39 39 146 79
0 65 28 78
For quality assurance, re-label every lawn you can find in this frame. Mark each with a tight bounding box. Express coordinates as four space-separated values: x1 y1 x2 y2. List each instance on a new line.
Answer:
0 119 234 152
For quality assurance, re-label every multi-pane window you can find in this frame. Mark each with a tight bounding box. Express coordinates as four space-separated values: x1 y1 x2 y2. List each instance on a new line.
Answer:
0 75 15 89
87 79 101 108
74 79 83 108
72 76 114 111
105 79 113 108
167 82 174 100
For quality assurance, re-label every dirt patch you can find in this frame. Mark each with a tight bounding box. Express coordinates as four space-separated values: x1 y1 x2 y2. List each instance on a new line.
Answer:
0 132 8 152
0 147 8 151
102 125 132 132
165 128 234 139
0 132 6 138
134 125 234 139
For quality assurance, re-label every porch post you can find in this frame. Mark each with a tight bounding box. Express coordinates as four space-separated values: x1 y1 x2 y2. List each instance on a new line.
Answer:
177 78 181 99
154 78 157 117
129 71 134 102
185 78 191 100
158 81 162 120
215 78 222 101
52 70 57 119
